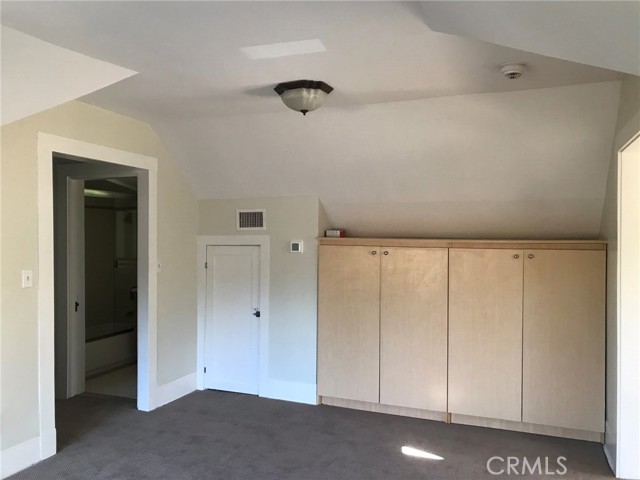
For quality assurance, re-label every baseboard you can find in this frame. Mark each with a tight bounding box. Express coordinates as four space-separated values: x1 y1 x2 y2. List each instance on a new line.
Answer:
320 396 446 422
262 379 317 405
39 428 57 461
1 436 41 479
154 372 197 409
451 413 602 442
603 441 616 476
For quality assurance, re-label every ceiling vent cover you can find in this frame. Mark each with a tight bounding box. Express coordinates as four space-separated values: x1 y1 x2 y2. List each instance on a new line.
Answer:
499 62 526 80
237 209 266 230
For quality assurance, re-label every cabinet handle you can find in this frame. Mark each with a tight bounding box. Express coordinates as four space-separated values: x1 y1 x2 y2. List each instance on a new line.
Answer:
513 254 520 259
528 253 535 259
383 251 389 255
371 250 377 255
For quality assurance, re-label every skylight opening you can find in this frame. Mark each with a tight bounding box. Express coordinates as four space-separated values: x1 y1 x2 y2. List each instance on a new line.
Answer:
240 39 326 60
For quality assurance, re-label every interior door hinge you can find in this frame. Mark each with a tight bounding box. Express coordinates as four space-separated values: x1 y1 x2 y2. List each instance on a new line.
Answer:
205 262 208 269
204 367 207 373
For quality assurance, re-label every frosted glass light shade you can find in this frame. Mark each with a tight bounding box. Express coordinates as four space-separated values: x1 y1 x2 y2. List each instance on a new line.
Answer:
274 80 333 115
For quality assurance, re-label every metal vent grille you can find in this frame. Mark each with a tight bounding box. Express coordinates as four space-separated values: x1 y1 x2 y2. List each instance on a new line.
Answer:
237 209 266 230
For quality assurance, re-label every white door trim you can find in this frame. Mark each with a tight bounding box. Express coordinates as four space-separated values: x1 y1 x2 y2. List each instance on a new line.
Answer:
197 235 270 395
615 131 640 479
37 133 158 461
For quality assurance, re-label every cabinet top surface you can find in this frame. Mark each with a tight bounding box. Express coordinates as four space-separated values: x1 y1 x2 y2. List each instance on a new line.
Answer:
318 238 606 250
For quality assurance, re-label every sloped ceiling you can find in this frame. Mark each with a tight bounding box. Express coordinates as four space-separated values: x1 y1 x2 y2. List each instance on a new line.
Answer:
420 1 640 76
1 2 633 238
0 25 136 125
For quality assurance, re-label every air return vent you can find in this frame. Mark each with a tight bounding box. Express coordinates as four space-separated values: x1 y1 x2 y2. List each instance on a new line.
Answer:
237 209 266 230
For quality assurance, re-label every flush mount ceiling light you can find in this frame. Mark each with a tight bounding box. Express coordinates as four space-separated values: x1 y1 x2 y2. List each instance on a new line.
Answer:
274 80 333 115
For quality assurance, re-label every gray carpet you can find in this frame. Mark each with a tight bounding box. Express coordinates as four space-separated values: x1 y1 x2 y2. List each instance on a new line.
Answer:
10 391 613 479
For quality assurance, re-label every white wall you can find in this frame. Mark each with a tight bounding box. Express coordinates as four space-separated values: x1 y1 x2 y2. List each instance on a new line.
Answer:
599 75 640 478
199 197 320 402
162 81 620 239
0 101 198 474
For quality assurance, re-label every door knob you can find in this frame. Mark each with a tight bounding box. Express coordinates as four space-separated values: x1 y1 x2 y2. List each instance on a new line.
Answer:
371 251 377 255
528 254 535 259
252 309 261 318
513 254 520 259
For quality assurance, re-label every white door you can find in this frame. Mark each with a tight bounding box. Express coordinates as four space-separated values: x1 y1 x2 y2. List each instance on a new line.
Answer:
205 245 260 394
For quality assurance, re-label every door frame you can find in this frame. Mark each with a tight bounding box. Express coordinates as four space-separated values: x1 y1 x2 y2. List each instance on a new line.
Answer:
615 131 640 478
37 133 158 461
196 235 270 394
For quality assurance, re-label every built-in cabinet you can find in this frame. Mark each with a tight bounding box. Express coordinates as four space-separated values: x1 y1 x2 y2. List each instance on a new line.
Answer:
448 248 524 422
318 245 448 411
522 249 605 432
317 238 606 441
317 246 380 403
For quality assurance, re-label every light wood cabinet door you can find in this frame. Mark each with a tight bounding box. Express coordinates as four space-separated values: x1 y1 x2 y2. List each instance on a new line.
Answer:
380 248 448 411
449 249 524 421
317 245 381 402
522 250 605 432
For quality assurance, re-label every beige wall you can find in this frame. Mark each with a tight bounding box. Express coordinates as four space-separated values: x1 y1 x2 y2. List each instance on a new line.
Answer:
599 75 640 467
199 197 320 387
0 101 198 450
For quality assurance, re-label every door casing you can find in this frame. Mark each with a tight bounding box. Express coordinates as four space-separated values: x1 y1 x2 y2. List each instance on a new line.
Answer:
37 133 158 463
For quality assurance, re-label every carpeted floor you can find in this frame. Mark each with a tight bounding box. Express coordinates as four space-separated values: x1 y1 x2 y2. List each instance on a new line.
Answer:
10 390 613 479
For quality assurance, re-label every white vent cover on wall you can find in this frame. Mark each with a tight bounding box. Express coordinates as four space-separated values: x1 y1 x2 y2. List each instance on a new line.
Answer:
237 209 266 230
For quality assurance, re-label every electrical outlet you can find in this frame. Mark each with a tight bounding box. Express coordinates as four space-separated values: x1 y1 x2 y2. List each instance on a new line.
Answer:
22 270 33 288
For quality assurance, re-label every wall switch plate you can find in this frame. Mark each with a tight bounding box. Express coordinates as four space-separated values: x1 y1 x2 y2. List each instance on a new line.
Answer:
290 241 303 253
22 269 33 288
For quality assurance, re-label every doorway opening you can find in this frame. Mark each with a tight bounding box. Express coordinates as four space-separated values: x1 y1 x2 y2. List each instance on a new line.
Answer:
53 157 141 402
83 177 138 399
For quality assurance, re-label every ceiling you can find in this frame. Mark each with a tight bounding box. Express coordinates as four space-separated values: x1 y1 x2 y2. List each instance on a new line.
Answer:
1 1 636 238
0 25 135 125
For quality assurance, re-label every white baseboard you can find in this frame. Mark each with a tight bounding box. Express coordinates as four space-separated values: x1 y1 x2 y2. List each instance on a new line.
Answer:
1 436 40 479
603 442 616 477
39 428 57 461
154 372 197 409
262 379 317 405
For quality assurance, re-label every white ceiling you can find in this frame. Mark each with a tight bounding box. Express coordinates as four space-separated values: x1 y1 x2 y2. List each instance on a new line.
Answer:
420 1 640 76
0 25 136 125
1 1 634 238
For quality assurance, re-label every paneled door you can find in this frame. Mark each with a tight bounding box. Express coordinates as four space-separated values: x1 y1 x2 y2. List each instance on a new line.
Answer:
205 245 260 394
449 249 524 421
380 247 448 411
523 249 605 431
317 245 380 402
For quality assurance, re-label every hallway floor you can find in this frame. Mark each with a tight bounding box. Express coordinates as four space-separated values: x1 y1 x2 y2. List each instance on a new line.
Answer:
84 365 136 399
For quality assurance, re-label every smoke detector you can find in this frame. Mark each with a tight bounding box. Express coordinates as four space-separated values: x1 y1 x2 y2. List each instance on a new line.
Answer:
499 63 526 80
